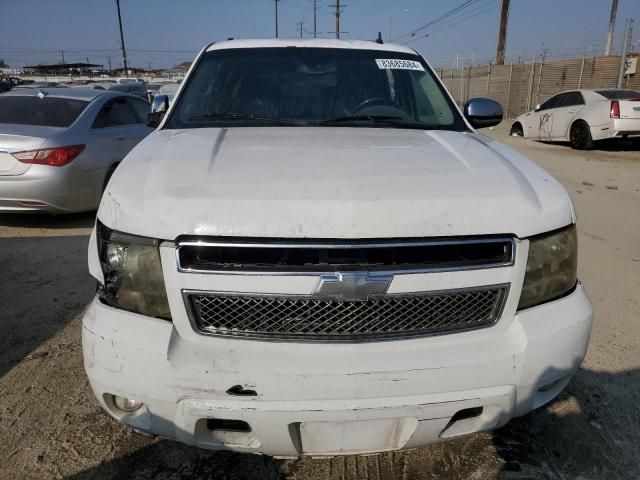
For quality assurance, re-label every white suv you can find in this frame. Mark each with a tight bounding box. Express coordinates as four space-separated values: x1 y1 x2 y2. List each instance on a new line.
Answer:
83 39 592 457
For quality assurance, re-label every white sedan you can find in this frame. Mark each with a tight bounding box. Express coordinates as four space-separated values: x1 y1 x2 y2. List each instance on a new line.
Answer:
511 89 640 149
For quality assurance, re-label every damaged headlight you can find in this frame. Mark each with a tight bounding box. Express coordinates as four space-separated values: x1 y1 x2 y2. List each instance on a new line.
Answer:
518 225 578 310
96 222 171 320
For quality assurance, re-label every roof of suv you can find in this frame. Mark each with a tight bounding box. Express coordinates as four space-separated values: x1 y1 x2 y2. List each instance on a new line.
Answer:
206 38 417 54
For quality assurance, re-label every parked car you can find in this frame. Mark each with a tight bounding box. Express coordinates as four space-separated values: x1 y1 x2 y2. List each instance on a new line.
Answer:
511 89 640 149
108 83 149 100
0 88 152 212
0 77 11 93
150 83 179 112
117 77 146 85
13 81 59 89
83 39 592 457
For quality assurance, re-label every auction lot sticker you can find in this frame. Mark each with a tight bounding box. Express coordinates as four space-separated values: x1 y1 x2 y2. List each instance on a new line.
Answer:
375 59 425 71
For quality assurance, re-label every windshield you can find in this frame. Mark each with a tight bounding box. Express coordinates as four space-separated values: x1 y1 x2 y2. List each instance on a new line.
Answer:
166 47 465 130
0 96 89 127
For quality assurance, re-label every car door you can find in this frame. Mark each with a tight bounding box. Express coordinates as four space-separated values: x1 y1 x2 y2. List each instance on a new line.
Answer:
522 93 562 139
550 91 585 140
124 97 154 147
535 93 565 141
92 96 147 155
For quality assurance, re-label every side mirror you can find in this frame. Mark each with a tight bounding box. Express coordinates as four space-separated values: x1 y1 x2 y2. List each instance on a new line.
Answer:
147 95 170 127
147 111 165 128
534 104 541 112
463 97 503 129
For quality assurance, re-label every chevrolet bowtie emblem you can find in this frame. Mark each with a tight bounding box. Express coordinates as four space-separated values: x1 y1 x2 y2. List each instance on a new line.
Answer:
313 272 393 301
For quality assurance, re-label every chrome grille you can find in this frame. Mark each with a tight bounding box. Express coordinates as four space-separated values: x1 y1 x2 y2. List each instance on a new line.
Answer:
185 285 508 342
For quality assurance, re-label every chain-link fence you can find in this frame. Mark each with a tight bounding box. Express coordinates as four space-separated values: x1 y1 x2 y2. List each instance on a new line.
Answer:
437 54 640 118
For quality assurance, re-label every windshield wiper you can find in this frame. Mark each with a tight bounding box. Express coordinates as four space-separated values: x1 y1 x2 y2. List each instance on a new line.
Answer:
188 112 297 125
317 115 435 130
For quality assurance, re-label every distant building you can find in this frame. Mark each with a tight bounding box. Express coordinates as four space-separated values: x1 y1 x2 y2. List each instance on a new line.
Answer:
174 61 192 72
23 62 103 76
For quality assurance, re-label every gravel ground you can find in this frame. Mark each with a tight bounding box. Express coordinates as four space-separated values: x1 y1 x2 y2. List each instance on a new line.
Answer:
1 122 638 479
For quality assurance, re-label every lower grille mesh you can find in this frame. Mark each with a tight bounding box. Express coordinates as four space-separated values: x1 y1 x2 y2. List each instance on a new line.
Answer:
186 286 507 342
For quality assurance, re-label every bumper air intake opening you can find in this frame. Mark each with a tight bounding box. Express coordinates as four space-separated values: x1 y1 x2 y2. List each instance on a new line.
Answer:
206 418 252 433
440 406 503 439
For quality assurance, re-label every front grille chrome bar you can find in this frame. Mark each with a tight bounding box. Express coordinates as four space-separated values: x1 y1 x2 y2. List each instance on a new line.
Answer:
176 237 515 275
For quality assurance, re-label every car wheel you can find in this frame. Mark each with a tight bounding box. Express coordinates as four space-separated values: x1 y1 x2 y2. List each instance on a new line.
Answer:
510 122 524 137
569 121 593 150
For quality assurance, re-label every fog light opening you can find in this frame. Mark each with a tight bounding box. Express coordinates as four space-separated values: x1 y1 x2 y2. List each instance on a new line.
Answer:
112 395 144 413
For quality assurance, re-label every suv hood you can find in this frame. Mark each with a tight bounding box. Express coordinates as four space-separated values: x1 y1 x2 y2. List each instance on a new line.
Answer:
99 127 574 240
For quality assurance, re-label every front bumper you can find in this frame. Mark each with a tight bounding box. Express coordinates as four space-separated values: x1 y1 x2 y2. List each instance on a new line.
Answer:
82 285 592 457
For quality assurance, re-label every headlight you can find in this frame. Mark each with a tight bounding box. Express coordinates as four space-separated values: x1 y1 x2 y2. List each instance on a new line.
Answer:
518 225 578 310
96 222 171 320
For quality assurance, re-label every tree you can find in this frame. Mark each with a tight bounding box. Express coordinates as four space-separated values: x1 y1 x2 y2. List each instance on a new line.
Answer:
0 59 9 68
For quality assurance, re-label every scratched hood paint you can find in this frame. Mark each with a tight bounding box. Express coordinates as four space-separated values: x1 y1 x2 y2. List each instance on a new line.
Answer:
98 127 574 240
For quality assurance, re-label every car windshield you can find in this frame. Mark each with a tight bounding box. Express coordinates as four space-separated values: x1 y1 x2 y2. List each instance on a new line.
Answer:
596 89 640 100
167 47 465 130
0 96 89 127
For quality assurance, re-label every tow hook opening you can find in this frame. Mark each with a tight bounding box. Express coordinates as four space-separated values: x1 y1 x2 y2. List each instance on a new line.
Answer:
226 385 257 396
206 418 252 433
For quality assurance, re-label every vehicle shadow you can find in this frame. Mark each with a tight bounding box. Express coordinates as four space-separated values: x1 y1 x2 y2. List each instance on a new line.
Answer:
0 234 95 378
0 211 96 231
66 440 286 480
491 367 640 480
63 368 640 480
548 138 640 152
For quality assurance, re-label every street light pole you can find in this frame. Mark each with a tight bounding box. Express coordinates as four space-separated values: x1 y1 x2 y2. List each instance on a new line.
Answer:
388 10 409 41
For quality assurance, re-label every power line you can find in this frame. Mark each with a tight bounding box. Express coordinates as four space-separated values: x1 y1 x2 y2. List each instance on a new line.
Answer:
401 0 496 45
393 0 484 42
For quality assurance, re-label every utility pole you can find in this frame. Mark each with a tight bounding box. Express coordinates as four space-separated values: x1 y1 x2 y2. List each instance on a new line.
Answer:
60 50 65 63
495 0 510 65
297 21 305 38
115 0 129 76
605 0 618 56
617 18 633 88
334 0 341 39
275 0 280 38
107 56 112 72
313 0 317 38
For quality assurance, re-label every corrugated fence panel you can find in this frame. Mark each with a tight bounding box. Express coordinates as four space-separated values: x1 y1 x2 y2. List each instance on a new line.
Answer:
437 54 639 117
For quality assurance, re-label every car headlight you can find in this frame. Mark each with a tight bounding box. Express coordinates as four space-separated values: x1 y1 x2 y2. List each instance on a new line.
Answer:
96 222 171 320
518 225 578 310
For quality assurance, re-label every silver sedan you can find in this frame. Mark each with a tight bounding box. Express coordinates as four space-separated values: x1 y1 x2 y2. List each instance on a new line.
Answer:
0 88 153 213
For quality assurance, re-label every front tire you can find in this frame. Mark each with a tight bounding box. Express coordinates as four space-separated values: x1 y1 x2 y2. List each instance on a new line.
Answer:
510 122 524 137
569 121 593 150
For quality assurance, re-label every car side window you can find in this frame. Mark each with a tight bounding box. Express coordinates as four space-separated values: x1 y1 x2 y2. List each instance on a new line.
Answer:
561 92 585 107
540 94 564 111
93 98 138 128
126 98 151 123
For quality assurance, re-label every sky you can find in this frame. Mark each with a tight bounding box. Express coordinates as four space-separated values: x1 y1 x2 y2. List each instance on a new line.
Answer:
0 0 639 70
